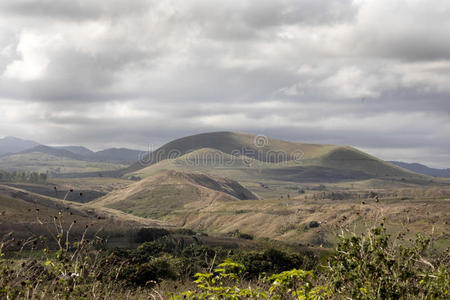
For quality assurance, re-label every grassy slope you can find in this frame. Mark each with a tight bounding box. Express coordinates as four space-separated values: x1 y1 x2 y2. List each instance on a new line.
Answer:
0 152 127 173
0 184 167 238
91 170 258 219
1 178 136 203
125 132 336 172
126 132 428 183
163 190 450 248
127 150 436 200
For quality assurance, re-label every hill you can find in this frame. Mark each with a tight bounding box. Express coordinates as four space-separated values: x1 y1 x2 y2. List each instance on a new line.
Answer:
0 144 144 174
389 161 450 178
126 132 334 171
20 145 85 160
125 132 427 183
0 184 166 239
20 145 144 164
89 148 145 164
55 145 94 156
0 136 39 157
92 170 258 219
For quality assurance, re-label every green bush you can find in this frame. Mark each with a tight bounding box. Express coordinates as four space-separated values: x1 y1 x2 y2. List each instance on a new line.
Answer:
173 223 449 299
120 255 180 286
231 248 309 278
327 223 449 299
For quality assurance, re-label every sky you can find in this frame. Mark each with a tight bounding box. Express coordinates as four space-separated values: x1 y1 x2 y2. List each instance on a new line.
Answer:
0 0 449 168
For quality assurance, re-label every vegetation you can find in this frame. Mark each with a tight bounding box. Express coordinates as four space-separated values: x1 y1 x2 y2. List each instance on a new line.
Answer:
0 170 47 183
0 211 448 299
0 131 449 298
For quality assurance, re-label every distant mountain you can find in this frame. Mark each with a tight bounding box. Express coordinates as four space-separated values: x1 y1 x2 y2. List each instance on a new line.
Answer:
0 136 40 157
54 146 94 156
20 145 85 160
389 161 450 178
1 136 144 163
49 146 143 164
89 148 145 164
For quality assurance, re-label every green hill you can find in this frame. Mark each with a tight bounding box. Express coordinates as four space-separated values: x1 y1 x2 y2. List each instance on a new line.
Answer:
125 132 426 183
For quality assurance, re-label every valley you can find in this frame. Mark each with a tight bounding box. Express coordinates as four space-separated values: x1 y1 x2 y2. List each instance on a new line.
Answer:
1 132 449 298
1 132 448 248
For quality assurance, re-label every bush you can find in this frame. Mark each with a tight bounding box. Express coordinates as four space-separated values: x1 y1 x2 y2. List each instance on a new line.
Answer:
309 221 320 228
327 223 450 299
120 255 180 286
135 227 170 243
173 223 449 299
231 248 308 278
227 229 254 240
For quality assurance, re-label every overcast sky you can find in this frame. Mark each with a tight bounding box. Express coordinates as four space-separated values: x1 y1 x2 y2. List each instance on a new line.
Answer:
0 0 449 167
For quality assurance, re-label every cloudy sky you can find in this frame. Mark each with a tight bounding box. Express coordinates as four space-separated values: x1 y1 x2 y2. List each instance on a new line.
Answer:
0 0 449 167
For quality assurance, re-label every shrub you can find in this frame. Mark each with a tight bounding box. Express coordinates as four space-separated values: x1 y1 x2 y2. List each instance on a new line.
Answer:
327 223 450 299
135 227 171 243
309 221 320 228
231 248 308 278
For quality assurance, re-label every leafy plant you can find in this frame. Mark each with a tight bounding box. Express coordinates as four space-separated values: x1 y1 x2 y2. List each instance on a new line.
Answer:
326 222 449 299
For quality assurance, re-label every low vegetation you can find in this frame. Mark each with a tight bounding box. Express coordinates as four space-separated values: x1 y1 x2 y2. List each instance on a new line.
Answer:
0 208 448 299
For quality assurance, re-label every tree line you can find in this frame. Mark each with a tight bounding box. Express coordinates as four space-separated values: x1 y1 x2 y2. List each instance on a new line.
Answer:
0 170 48 183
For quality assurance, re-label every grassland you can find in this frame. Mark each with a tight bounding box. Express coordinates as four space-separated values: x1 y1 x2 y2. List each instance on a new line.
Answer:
0 184 167 241
95 168 450 249
2 131 449 251
92 170 258 219
0 152 127 173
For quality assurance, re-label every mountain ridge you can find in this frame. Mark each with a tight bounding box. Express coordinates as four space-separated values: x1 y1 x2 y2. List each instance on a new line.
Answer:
0 136 40 157
0 138 145 166
389 161 450 178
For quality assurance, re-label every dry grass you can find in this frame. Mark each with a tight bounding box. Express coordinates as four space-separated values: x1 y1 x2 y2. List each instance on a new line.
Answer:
0 184 168 240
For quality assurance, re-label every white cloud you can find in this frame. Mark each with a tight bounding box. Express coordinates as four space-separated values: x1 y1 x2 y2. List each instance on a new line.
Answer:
3 31 62 80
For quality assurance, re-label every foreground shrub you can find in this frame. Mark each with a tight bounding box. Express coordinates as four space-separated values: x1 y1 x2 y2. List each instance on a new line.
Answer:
327 223 449 299
1 213 448 299
170 260 330 299
173 223 449 299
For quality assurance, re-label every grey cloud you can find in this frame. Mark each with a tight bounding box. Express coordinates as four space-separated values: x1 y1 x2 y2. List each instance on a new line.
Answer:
0 0 151 21
0 0 449 167
186 0 358 41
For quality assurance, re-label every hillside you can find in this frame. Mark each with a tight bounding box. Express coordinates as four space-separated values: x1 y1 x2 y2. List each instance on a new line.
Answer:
20 145 144 165
126 132 335 171
390 161 450 178
92 170 258 219
0 136 39 157
125 132 428 184
20 145 85 160
88 148 144 164
0 184 166 239
0 137 144 174
55 145 94 156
